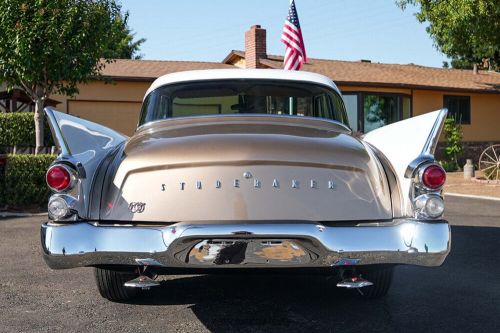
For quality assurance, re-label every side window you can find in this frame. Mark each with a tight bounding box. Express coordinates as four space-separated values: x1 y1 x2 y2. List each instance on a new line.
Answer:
139 93 169 125
332 94 349 126
158 95 170 120
139 94 151 125
313 94 347 123
312 95 329 118
444 95 471 124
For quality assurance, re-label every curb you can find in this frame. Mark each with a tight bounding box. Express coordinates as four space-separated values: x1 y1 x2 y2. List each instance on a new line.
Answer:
471 177 500 185
0 212 47 218
445 193 500 202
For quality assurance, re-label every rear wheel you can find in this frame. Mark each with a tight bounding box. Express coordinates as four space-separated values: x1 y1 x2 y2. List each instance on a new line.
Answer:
357 266 394 299
94 267 139 302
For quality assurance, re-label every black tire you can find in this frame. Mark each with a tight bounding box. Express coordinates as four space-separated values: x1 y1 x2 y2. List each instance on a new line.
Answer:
94 267 139 302
358 266 394 299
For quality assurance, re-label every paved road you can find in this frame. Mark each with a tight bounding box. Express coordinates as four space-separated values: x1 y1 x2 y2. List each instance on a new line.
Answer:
1 196 499 333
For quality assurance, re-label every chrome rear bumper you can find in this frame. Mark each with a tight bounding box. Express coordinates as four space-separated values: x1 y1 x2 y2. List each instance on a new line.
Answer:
41 219 450 269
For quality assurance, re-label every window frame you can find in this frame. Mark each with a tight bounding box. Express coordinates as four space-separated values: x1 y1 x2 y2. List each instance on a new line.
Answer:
443 95 471 125
138 79 350 128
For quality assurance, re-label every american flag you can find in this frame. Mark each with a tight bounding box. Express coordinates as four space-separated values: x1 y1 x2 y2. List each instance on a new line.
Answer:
281 0 307 70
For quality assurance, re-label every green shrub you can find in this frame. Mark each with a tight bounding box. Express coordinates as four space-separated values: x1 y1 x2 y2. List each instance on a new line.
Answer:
440 117 463 172
0 156 5 206
0 113 54 147
0 154 55 208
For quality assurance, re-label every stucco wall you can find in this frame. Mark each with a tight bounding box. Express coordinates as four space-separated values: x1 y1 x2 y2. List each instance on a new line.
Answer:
51 80 151 136
412 90 500 142
68 100 142 135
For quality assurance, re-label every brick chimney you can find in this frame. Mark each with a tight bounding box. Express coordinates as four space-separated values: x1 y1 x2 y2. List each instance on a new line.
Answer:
245 25 267 69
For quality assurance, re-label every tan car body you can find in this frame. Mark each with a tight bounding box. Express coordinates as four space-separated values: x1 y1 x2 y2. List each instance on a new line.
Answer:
101 115 392 222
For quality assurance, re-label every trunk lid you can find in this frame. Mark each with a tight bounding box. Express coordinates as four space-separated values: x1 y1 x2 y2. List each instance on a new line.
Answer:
101 116 392 222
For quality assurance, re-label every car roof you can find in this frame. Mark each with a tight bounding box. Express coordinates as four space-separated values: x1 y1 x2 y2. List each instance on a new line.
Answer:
145 69 340 99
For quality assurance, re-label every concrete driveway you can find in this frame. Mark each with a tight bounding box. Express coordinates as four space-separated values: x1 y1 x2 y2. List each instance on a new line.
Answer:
1 196 499 333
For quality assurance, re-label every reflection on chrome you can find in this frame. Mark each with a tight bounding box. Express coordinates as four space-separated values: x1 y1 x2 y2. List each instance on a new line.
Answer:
41 219 450 269
400 223 417 249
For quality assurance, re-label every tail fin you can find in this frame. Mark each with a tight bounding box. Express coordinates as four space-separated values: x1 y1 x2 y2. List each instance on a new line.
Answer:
363 109 448 214
45 107 127 218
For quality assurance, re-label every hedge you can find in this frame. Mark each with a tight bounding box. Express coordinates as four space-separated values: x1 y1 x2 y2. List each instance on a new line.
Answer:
0 154 55 209
0 112 54 147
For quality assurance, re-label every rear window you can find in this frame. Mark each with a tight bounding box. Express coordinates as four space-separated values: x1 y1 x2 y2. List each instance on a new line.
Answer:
139 79 349 127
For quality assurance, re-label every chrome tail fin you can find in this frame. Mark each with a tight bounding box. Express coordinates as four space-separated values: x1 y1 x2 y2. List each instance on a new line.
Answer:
362 109 448 216
44 108 128 219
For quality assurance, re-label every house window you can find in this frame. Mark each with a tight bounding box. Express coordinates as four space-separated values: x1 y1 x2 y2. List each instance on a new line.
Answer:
362 93 411 133
443 95 471 124
341 92 411 133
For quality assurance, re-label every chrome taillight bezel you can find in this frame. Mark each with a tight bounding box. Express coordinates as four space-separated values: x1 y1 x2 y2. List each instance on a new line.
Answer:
47 194 79 220
46 164 78 193
407 158 446 220
413 193 445 219
416 163 446 191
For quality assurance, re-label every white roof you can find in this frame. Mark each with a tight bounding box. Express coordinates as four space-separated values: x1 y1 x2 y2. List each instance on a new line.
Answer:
145 69 340 98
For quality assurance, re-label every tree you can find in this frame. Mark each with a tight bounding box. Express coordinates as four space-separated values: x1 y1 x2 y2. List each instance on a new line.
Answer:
103 11 146 60
0 0 123 153
398 0 500 70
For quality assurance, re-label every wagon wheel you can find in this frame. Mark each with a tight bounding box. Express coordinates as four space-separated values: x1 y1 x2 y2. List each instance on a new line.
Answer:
479 144 500 180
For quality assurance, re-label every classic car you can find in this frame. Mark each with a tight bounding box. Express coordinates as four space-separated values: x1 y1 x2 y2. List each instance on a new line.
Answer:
41 69 450 301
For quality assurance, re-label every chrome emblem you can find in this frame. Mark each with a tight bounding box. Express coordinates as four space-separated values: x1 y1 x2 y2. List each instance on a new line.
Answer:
161 175 336 191
129 202 146 213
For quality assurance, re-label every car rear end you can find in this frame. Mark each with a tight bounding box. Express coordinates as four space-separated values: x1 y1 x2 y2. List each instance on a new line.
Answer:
41 70 450 301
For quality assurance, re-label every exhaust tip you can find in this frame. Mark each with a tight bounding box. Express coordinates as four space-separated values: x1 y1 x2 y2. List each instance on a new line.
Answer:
124 275 160 290
336 277 373 289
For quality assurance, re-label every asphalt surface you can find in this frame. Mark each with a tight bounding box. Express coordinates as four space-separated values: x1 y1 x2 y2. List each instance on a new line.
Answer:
1 196 499 333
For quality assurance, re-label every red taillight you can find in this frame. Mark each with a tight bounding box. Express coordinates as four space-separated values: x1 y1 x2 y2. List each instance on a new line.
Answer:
422 165 446 189
46 165 72 192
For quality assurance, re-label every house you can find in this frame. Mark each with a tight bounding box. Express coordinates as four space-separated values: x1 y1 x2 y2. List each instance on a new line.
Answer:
48 25 500 159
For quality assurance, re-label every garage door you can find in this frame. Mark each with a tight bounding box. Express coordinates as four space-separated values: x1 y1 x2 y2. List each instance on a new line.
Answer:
68 100 142 136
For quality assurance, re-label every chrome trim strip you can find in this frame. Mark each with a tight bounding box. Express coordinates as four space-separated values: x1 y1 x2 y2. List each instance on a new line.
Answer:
41 219 450 269
45 107 71 156
422 108 448 157
46 164 78 193
404 109 448 179
136 113 352 135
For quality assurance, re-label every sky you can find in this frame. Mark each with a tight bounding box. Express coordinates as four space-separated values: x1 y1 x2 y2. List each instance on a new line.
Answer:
120 0 448 68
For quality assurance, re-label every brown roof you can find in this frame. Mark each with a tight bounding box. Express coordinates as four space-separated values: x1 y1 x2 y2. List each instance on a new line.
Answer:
227 50 500 93
100 54 500 94
100 59 235 81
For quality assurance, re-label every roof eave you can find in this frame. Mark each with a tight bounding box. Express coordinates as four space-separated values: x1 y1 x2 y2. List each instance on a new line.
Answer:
99 75 156 82
222 50 245 64
336 81 500 94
